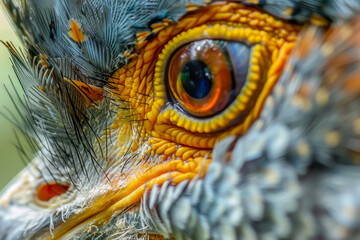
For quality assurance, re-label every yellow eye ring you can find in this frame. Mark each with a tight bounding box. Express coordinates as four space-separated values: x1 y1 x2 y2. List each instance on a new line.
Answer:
154 23 294 136
110 2 299 153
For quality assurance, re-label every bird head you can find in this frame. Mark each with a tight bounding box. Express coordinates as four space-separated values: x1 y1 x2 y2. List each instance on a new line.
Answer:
1 0 360 239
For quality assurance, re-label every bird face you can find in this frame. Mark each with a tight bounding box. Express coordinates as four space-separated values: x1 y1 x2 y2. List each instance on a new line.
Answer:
1 0 360 239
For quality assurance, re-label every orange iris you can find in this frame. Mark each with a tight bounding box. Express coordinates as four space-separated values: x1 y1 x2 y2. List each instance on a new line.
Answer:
168 40 234 117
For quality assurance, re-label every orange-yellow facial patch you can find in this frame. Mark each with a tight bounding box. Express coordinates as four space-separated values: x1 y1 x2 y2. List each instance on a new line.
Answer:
108 2 299 162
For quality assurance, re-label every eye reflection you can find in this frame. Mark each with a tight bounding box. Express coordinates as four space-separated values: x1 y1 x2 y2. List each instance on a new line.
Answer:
180 59 212 99
168 39 250 117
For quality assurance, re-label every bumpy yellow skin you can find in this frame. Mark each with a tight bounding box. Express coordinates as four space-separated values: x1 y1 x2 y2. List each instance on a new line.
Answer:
109 2 297 169
49 3 300 238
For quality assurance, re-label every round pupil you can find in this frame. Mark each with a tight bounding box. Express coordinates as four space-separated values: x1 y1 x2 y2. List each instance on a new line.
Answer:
180 59 212 99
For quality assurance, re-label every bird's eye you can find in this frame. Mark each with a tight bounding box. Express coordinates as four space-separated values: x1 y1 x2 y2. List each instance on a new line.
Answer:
36 183 69 202
168 39 249 117
152 22 297 139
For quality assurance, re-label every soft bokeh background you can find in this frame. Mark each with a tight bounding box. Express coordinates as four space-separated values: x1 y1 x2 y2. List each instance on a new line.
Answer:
0 9 27 190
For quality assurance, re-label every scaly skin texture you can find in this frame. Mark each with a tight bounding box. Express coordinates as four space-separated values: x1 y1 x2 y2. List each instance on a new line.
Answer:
109 1 298 168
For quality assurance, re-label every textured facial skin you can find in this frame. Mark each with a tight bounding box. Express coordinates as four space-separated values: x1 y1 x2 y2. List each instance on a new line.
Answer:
1 0 360 239
108 2 298 179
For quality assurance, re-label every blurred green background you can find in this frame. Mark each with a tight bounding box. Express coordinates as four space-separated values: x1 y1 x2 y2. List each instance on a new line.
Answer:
0 10 27 190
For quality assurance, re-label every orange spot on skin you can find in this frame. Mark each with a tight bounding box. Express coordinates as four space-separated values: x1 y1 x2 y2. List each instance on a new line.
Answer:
68 19 86 43
37 183 69 202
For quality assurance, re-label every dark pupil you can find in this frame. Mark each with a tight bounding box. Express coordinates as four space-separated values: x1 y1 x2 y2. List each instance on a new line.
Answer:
180 59 212 99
